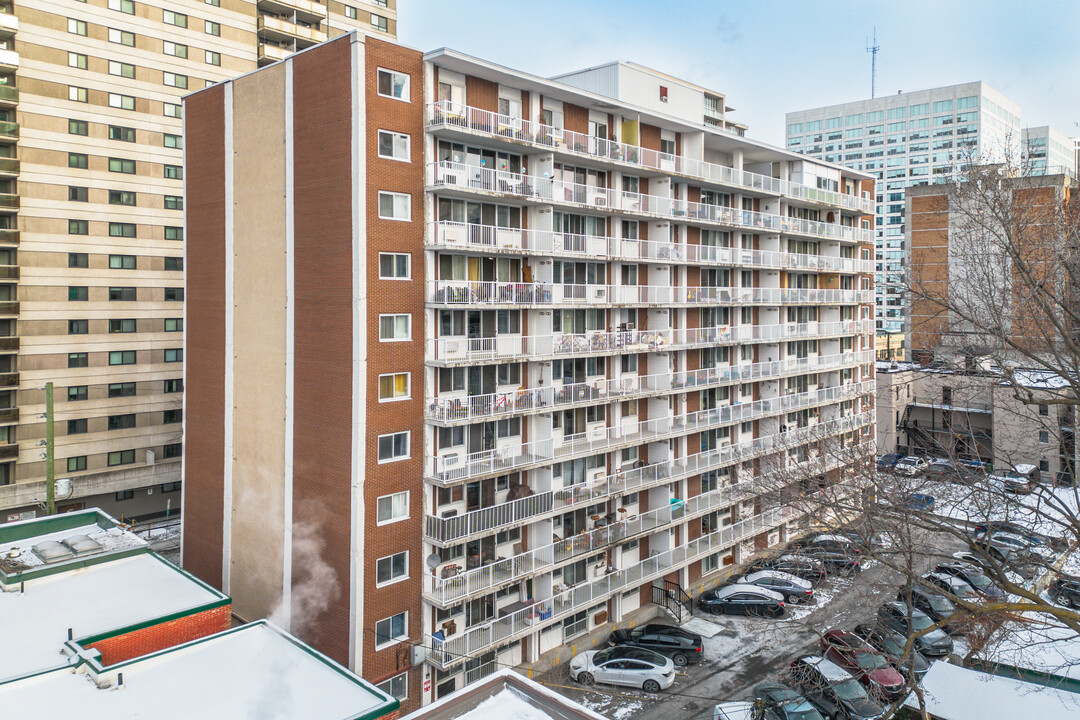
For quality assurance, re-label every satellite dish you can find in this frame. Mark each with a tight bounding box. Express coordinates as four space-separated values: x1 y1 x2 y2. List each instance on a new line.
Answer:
426 553 442 569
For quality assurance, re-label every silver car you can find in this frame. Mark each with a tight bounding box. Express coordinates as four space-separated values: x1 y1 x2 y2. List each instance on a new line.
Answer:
570 646 675 693
894 456 929 476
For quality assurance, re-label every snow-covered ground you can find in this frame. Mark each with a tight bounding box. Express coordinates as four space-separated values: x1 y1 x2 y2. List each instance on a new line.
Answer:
927 481 1078 539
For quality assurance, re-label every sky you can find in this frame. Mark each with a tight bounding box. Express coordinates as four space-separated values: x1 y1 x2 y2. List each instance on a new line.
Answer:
399 0 1080 148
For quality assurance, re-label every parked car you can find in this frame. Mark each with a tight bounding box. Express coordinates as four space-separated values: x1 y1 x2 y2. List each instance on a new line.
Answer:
753 682 826 720
609 624 704 667
795 544 863 575
924 459 972 483
749 553 827 581
977 531 1055 565
877 453 904 470
897 586 962 634
734 570 815 604
923 572 980 603
838 524 886 552
713 702 759 720
788 655 886 720
903 493 936 511
933 562 1006 600
894 456 930 477
876 601 953 657
852 623 931 680
569 646 674 693
1048 576 1080 608
699 584 786 617
995 464 1041 494
819 629 906 700
973 522 1066 552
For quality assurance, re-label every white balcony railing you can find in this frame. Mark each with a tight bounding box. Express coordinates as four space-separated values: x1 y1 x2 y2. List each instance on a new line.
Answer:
428 222 876 274
430 161 874 244
427 102 875 215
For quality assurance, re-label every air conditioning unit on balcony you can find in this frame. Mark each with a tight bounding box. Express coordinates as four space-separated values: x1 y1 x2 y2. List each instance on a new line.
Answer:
436 453 461 474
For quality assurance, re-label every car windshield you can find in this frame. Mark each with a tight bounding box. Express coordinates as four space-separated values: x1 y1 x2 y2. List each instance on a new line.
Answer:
853 650 889 670
833 679 868 700
593 648 616 664
907 614 934 632
927 594 955 613
782 702 824 720
961 572 992 590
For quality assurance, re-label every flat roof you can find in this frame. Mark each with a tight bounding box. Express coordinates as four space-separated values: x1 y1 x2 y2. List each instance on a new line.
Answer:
402 668 605 720
905 661 1080 719
0 552 228 682
0 621 398 720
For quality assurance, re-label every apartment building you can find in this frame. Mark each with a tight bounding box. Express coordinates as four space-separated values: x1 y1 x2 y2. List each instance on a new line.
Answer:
184 32 876 710
1022 125 1077 178
0 0 395 524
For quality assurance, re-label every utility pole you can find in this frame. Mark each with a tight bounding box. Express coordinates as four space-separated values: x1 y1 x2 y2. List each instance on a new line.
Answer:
866 27 880 99
44 381 55 515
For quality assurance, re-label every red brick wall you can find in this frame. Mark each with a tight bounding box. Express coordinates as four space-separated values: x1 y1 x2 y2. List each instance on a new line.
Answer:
85 604 231 666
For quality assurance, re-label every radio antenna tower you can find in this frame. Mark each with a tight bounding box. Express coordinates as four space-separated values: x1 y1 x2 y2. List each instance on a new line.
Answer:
866 27 880 98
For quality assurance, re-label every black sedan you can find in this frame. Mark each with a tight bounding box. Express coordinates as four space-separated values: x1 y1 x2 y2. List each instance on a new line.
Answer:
750 554 827 581
876 601 953 657
852 623 931 680
795 544 862 575
1049 576 1080 608
608 623 704 667
897 587 963 634
753 682 825 720
698 583 786 617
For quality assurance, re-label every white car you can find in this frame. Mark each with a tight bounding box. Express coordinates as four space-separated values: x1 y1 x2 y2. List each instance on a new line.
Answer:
569 646 675 693
894 456 930 476
737 569 815 604
713 701 757 720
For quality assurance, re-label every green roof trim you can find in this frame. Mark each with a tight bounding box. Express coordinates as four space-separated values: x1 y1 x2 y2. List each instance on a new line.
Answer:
970 658 1080 695
0 508 116 544
1 546 148 586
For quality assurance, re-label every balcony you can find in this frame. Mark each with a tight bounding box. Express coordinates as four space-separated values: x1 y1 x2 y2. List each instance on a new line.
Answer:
0 407 17 423
0 49 17 71
0 121 16 142
0 265 17 280
427 102 875 215
0 301 16 315
427 386 874 485
428 222 876 274
256 0 327 23
0 442 15 460
258 43 291 65
0 193 18 211
430 162 874 244
0 371 18 388
257 15 327 48
0 85 17 107
0 12 16 38
0 157 18 176
0 336 18 352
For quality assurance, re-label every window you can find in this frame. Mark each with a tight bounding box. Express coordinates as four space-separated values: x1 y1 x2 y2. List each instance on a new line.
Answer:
69 187 88 202
378 191 411 220
1039 404 1049 416
206 50 220 66
109 451 136 467
107 125 136 142
69 285 88 301
69 153 89 169
163 443 183 459
164 164 183 179
377 69 409 101
69 87 88 103
70 420 88 437
378 373 410 401
68 385 88 401
205 19 220 36
164 409 182 424
377 130 410 161
68 456 87 472
1040 431 1049 443
108 382 135 397
371 13 388 32
110 319 136 333
109 350 136 365
108 414 136 430
108 254 136 270
109 61 135 79
68 18 87 36
376 551 408 586
376 490 409 523
109 287 136 301
164 287 184 301
164 103 182 119
165 318 183 332
164 378 183 393
344 5 357 18
69 52 88 69
376 672 407 702
375 612 407 647
163 72 188 89
109 28 135 46
379 314 410 341
109 158 136 174
164 195 183 211
161 481 182 493
379 252 409 279
1040 460 1050 473
164 226 184 240
68 320 88 335
110 190 136 206
69 119 88 136
164 41 188 58
68 353 88 368
164 257 183 271
69 253 88 268
109 0 134 13
163 9 187 27
164 348 183 362
109 93 136 110
109 223 137 238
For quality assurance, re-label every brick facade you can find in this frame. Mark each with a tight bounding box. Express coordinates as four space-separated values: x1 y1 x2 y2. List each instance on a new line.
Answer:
84 603 232 666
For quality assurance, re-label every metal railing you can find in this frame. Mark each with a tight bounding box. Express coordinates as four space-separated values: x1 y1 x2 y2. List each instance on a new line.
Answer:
428 102 875 214
430 161 874 244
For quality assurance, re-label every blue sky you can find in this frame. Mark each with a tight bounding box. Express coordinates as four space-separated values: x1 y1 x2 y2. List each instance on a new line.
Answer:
399 0 1080 147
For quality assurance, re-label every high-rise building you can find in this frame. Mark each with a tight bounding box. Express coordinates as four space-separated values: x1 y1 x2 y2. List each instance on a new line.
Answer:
1021 125 1077 177
184 31 877 711
786 82 1028 344
0 0 396 524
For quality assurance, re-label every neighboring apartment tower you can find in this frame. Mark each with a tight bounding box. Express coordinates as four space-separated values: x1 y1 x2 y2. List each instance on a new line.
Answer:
184 32 876 710
786 82 1023 343
0 0 395 524
1021 125 1078 178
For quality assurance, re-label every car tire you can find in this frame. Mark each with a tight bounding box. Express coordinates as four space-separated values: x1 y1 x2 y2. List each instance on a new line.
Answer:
787 594 801 605
642 679 661 694
578 672 594 686
709 605 725 616
1064 594 1077 609
673 653 689 667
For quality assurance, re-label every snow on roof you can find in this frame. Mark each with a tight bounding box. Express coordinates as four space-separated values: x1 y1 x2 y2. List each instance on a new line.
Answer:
0 509 147 582
0 621 398 720
1010 369 1072 390
905 661 1080 719
0 553 226 682
982 616 1080 682
401 668 606 720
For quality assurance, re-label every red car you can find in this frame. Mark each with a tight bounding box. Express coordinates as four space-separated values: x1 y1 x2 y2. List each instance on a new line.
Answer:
819 629 906 700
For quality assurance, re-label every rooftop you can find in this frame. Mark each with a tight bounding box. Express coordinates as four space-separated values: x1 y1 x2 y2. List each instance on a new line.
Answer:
0 621 399 720
905 660 1080 720
401 668 605 720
